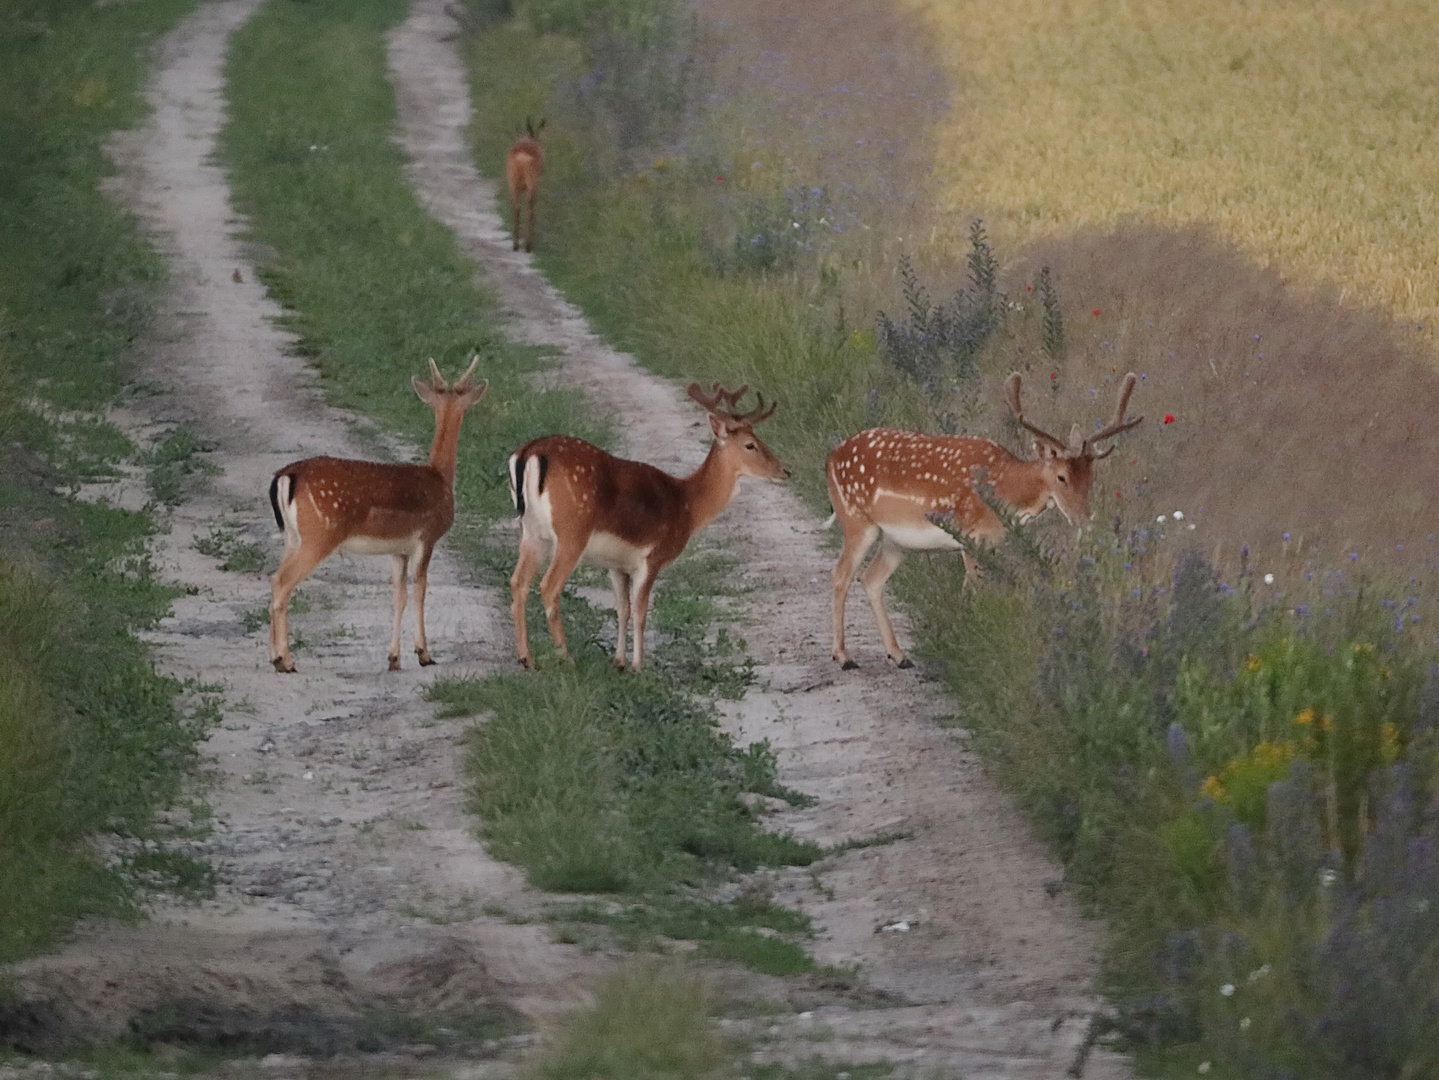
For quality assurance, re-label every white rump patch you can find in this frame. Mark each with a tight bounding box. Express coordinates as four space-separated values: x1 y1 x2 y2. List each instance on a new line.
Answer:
276 474 301 548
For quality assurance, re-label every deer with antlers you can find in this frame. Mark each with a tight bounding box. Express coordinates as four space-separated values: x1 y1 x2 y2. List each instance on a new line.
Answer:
508 383 788 671
827 371 1142 669
268 359 489 674
506 117 545 253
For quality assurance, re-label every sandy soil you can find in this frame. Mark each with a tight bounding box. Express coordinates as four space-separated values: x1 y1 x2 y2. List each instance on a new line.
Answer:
4 0 1132 1075
389 2 1131 1075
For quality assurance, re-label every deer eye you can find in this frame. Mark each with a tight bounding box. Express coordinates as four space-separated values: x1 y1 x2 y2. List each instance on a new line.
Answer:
745 441 757 450
1057 474 1068 484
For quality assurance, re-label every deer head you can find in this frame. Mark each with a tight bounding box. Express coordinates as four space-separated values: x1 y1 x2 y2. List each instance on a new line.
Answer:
1005 371 1142 525
687 381 788 480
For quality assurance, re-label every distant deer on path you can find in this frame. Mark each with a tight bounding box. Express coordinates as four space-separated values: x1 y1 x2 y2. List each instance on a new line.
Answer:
508 383 789 671
268 358 488 673
506 117 545 253
827 372 1142 669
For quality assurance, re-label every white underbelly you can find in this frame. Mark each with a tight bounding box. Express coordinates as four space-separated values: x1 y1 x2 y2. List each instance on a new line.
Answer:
580 531 651 573
878 521 963 552
337 533 424 559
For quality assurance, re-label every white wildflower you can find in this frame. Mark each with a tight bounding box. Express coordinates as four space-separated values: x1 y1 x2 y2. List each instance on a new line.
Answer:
1240 1017 1252 1031
1198 1063 1211 1075
1319 868 1339 887
1173 510 1185 520
1220 983 1236 997
1157 515 1167 523
1264 573 1275 585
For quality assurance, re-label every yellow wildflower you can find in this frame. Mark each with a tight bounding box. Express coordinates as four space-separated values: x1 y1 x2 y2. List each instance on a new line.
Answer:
1252 740 1294 768
1295 708 1316 726
1245 654 1263 673
1319 714 1334 732
1355 642 1376 654
1200 775 1227 802
1379 665 1393 679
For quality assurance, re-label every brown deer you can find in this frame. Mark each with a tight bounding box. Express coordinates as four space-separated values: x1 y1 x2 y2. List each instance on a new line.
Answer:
268 358 489 673
508 383 788 671
505 117 545 253
827 372 1142 669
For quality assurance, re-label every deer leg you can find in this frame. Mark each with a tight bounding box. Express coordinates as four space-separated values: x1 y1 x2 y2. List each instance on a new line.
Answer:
525 191 536 253
413 548 435 666
511 190 522 251
269 540 335 673
831 522 879 668
538 539 584 662
510 535 545 668
629 569 656 672
609 569 632 670
388 554 409 671
860 537 912 668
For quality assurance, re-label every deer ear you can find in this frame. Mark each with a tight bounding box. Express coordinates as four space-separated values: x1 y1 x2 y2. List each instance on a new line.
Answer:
1034 440 1054 460
412 376 439 405
708 413 728 441
463 379 490 406
1068 423 1085 454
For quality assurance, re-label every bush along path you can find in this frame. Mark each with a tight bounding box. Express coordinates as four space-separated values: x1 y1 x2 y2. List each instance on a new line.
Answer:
4 0 594 1059
389 3 1133 1075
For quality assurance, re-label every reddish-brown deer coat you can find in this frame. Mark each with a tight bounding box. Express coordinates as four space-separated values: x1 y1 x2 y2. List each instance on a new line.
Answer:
268 359 488 673
508 384 788 671
827 372 1141 669
505 117 545 252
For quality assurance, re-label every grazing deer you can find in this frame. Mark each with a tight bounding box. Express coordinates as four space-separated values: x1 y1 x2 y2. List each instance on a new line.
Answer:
508 383 788 671
268 358 489 674
505 117 545 253
827 372 1142 669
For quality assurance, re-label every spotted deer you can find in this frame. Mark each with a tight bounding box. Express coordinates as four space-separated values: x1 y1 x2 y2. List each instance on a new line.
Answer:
508 383 788 671
827 372 1142 668
268 358 488 673
505 117 545 252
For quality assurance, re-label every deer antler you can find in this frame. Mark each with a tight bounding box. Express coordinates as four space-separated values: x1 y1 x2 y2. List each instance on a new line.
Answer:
453 355 481 391
1085 372 1143 457
1004 372 1068 453
687 382 776 427
427 358 448 392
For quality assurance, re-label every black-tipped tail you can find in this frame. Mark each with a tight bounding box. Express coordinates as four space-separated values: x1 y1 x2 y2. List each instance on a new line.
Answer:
269 471 295 531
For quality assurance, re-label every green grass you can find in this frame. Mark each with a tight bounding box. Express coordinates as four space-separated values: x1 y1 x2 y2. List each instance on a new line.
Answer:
457 5 1439 1077
0 0 215 962
221 0 602 528
527 964 725 1080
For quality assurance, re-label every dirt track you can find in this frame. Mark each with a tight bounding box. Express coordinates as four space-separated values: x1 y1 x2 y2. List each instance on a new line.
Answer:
6 1 1131 1075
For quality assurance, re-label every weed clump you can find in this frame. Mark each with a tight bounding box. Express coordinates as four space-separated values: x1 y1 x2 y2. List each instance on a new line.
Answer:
877 222 1002 416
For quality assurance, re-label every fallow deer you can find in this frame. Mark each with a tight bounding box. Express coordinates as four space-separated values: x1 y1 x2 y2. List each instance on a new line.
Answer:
508 383 788 671
506 117 545 253
827 371 1142 668
268 358 489 673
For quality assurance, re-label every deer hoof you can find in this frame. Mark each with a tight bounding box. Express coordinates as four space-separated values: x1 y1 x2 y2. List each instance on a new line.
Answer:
272 656 296 674
840 659 859 670
896 657 915 670
518 656 533 670
417 649 435 666
388 655 401 672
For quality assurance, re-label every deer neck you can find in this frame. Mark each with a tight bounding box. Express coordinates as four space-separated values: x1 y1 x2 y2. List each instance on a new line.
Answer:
426 407 464 488
987 449 1053 518
680 441 741 532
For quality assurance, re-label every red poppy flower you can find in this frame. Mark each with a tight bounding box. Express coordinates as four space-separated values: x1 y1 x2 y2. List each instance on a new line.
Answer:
715 176 724 183
1092 308 1102 316
1026 284 1033 291
1049 372 1057 380
1115 490 1122 499
1163 413 1175 424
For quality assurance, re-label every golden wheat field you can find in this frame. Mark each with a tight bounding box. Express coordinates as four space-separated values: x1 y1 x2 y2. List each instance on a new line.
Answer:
907 0 1439 331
